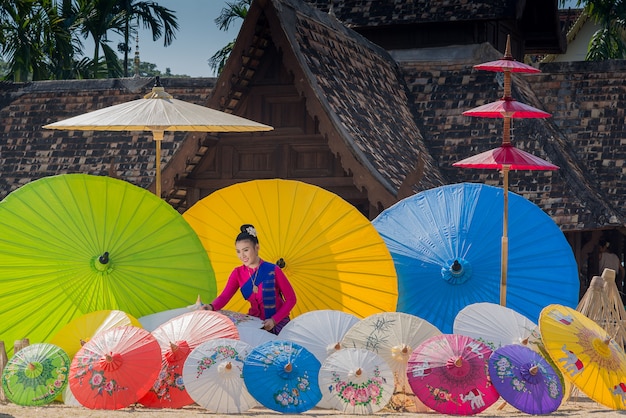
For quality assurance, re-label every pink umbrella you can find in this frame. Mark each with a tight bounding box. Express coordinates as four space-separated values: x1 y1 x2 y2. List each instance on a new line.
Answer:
453 143 558 171
139 310 239 409
462 97 550 119
407 334 499 415
474 35 540 74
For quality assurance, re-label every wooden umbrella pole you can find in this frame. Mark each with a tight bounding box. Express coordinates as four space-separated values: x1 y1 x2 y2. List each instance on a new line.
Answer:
500 165 510 306
153 130 164 198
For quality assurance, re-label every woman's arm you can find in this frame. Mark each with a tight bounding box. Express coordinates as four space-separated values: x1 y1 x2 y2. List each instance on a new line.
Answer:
210 269 241 311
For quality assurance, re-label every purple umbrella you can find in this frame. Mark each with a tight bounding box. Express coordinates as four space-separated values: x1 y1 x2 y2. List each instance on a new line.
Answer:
488 344 563 414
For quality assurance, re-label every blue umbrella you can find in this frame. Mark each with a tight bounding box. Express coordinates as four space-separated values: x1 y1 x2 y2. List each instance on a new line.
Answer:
243 340 322 413
372 183 578 333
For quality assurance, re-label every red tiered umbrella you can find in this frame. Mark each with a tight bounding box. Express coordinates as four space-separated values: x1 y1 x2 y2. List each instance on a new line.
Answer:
457 34 558 307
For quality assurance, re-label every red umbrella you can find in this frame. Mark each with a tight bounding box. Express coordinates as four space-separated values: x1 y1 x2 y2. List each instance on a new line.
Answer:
69 326 161 410
138 310 239 409
474 35 540 74
463 97 550 119
453 143 558 171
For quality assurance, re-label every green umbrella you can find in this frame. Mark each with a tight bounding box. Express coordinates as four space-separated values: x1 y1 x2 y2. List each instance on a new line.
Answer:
1 343 70 405
0 174 216 354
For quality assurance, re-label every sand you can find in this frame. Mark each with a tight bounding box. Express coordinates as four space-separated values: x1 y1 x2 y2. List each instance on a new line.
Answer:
0 396 622 418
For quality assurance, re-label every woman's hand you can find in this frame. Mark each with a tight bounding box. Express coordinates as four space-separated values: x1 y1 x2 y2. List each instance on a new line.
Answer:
201 303 214 311
262 318 276 331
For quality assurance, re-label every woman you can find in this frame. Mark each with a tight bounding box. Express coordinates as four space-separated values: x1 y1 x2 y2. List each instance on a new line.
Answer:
203 224 296 334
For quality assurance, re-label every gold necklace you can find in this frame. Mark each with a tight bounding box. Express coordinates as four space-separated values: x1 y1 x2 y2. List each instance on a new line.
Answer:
249 266 260 293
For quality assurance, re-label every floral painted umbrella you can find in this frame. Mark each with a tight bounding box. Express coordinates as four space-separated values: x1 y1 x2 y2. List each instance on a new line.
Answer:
319 348 395 414
0 174 216 355
407 334 499 415
243 340 322 413
1 343 70 406
183 338 258 413
69 326 161 410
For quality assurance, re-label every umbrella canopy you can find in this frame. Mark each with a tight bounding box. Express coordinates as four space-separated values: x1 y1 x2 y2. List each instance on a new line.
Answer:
243 340 323 413
539 304 626 409
462 97 551 118
182 338 258 413
137 307 194 332
489 344 563 414
341 312 441 394
453 302 537 350
139 310 239 408
407 334 499 415
183 178 398 318
0 174 216 355
279 309 361 362
1 343 70 406
372 183 579 333
319 348 395 414
218 309 264 329
43 77 273 197
238 327 278 348
69 326 161 410
474 35 540 74
49 310 141 360
452 143 558 171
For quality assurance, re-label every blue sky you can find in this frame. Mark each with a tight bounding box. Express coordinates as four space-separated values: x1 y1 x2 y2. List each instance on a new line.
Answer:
135 0 581 78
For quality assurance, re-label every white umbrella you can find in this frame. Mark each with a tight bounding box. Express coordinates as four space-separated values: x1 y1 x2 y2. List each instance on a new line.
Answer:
453 302 537 349
182 338 258 413
43 77 273 197
237 327 277 348
319 348 394 414
279 310 360 362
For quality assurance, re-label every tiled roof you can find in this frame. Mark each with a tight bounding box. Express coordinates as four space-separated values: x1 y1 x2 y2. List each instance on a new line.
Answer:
395 44 623 230
305 0 517 27
272 0 446 195
0 78 214 199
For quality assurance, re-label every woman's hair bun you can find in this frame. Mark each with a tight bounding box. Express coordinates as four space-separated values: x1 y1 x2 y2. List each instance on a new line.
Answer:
236 224 259 244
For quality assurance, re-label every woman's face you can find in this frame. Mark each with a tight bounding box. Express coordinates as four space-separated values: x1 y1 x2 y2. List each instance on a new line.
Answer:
235 239 260 267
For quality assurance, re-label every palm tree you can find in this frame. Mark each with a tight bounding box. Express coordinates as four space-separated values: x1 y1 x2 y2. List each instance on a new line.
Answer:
0 0 74 81
564 0 626 60
209 0 250 75
114 0 179 77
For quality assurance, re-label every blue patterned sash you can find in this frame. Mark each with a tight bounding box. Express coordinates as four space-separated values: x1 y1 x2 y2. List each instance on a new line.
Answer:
240 261 277 319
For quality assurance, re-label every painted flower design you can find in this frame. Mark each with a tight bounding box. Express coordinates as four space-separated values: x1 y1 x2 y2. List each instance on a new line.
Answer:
330 366 387 407
72 353 127 397
273 371 311 407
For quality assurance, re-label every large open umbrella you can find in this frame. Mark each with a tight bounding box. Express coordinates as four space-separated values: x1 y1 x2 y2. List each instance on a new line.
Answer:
182 179 398 318
372 182 579 333
43 77 273 197
0 174 216 354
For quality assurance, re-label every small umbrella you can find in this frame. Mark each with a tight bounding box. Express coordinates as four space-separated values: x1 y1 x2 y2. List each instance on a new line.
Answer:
488 344 563 414
49 310 142 360
539 304 626 409
341 312 441 398
139 310 239 408
43 77 273 197
1 343 70 406
453 302 537 350
279 309 361 362
243 340 323 413
462 98 551 119
407 334 499 415
0 174 216 355
473 35 541 74
183 179 398 317
69 326 161 410
372 182 579 333
182 338 258 413
319 348 394 414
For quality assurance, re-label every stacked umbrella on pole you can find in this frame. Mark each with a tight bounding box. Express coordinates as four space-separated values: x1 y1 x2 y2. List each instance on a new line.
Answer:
454 35 559 307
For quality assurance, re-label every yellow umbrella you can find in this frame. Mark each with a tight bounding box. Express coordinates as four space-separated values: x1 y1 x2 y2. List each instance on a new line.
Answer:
539 304 626 409
43 77 273 197
182 179 398 318
49 310 141 360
